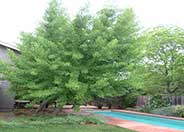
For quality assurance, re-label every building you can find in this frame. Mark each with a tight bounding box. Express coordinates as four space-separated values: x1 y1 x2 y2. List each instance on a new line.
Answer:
0 41 19 111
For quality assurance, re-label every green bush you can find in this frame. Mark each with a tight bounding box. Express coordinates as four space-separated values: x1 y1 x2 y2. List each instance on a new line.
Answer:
151 106 176 116
148 95 170 109
175 106 184 117
138 105 152 113
25 103 34 109
48 115 105 125
151 105 184 117
139 95 170 112
82 116 105 124
122 93 138 108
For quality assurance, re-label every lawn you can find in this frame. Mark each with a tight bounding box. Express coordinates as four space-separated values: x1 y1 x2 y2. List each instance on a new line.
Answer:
0 115 134 132
0 124 134 132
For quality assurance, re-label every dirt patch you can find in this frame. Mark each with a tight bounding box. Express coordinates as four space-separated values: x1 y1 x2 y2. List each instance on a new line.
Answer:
0 112 15 120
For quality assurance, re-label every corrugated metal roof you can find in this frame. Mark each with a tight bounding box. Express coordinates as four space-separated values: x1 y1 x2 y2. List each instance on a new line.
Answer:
0 41 19 52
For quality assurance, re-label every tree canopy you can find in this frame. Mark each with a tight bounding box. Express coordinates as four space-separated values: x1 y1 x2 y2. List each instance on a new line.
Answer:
133 26 184 95
0 0 139 109
1 0 184 110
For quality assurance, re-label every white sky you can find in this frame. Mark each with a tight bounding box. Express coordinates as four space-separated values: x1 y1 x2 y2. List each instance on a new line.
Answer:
0 0 184 45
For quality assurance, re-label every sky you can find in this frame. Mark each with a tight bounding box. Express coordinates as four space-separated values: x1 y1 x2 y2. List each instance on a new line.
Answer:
0 0 184 45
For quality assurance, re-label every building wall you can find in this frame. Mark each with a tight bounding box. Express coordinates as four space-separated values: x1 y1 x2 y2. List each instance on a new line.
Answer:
0 45 11 62
0 45 17 111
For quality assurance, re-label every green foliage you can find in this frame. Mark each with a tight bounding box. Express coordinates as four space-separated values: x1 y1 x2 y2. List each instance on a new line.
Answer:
1 0 139 109
0 116 134 132
132 26 184 95
46 115 105 125
151 105 184 117
148 95 170 109
0 115 105 126
138 104 152 113
175 106 184 117
140 95 170 112
151 106 176 116
122 91 139 108
94 96 122 109
82 116 105 124
1 124 133 132
24 103 34 109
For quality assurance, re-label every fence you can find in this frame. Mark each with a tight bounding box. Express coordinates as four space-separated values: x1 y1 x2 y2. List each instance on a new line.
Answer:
136 96 184 106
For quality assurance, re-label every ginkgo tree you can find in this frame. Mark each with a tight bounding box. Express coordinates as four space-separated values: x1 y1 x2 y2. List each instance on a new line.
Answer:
1 0 139 111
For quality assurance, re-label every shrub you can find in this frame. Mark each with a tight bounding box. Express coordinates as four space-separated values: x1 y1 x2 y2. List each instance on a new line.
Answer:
122 92 138 108
138 105 152 113
45 115 105 125
25 103 34 109
151 106 176 116
139 95 170 112
148 95 170 109
175 106 184 117
82 116 105 124
151 105 184 117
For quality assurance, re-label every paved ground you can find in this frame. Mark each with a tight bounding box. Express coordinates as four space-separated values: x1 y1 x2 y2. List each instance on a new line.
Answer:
107 117 184 132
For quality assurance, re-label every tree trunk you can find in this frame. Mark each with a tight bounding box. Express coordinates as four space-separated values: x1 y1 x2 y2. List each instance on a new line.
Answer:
36 100 48 113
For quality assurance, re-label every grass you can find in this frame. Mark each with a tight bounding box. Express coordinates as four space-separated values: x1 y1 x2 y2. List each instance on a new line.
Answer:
0 124 134 132
0 115 134 132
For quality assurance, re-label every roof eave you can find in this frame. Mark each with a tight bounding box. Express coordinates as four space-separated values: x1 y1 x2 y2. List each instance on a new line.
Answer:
0 41 20 52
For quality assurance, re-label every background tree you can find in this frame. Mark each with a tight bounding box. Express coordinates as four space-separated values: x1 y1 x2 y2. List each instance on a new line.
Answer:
134 26 184 95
